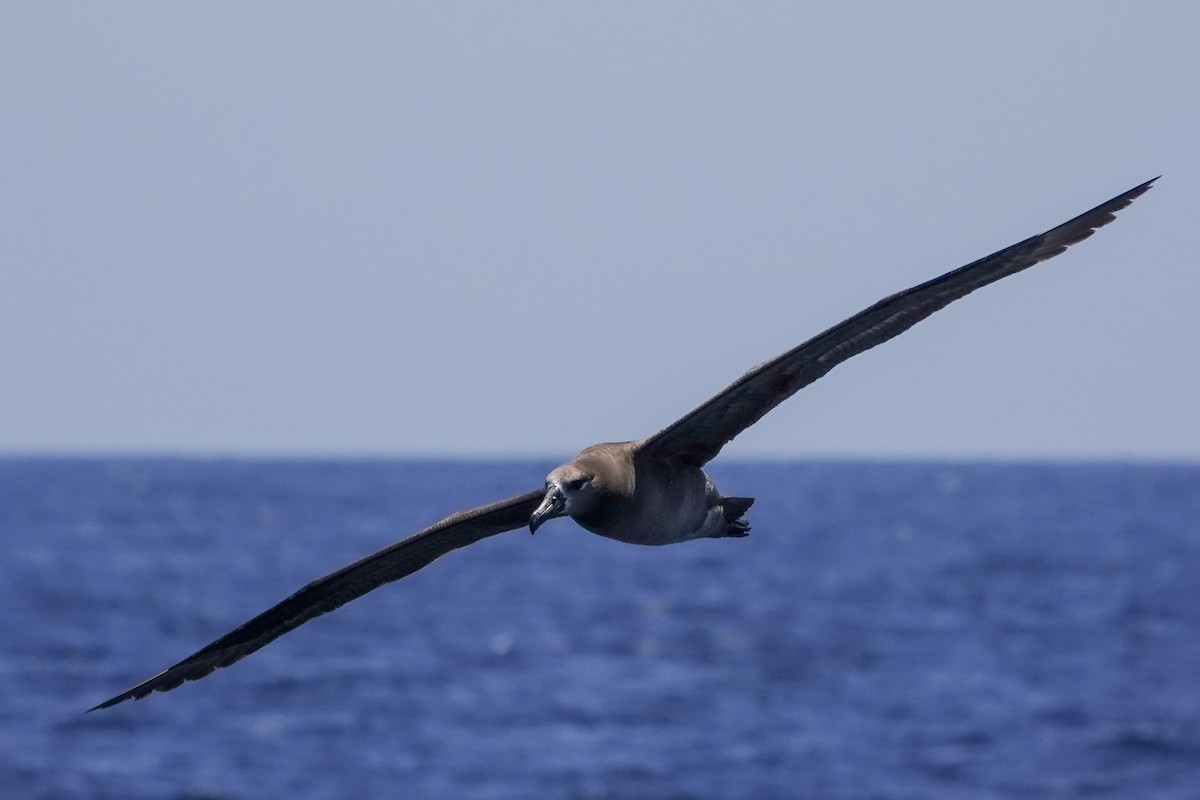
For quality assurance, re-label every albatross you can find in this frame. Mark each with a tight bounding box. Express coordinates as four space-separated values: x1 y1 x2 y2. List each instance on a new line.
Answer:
92 178 1156 710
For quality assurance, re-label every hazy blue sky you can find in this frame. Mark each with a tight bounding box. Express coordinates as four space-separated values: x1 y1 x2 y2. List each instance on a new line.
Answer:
3 4 1196 459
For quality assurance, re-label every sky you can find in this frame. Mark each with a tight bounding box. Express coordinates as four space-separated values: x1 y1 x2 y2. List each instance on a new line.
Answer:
3 3 1196 460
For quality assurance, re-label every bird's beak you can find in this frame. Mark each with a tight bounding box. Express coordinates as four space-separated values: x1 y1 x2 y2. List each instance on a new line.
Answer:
529 486 567 534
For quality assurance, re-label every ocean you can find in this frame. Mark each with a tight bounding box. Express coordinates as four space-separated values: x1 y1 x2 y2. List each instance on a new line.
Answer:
2 458 1198 799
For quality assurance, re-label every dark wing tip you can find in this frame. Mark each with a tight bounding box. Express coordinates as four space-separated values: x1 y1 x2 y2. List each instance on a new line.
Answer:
1033 176 1158 261
88 657 223 711
88 684 152 712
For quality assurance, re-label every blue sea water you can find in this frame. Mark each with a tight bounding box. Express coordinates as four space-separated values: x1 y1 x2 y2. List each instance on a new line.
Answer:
2 458 1199 799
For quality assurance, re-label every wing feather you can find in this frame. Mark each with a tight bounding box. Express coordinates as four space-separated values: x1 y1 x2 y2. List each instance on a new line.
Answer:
640 178 1157 466
90 488 544 710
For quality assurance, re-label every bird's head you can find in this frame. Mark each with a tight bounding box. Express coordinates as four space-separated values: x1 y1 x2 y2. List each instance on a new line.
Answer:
529 463 598 533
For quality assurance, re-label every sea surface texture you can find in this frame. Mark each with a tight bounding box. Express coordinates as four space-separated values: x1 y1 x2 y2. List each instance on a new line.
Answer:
3 458 1199 799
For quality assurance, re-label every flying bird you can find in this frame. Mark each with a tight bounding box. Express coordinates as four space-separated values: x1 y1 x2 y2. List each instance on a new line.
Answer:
92 178 1156 711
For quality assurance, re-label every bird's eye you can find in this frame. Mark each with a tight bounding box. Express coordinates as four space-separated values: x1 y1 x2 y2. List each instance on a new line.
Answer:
565 478 588 491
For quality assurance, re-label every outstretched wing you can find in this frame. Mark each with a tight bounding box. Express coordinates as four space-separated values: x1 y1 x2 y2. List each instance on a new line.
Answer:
91 488 544 711
640 178 1157 467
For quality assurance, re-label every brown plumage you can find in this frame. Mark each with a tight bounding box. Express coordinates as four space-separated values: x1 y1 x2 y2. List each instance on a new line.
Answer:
92 178 1155 711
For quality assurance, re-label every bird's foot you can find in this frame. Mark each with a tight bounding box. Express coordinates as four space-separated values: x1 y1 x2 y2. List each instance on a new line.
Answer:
720 518 751 538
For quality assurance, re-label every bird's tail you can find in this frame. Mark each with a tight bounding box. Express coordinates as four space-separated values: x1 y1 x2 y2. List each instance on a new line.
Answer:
721 496 755 537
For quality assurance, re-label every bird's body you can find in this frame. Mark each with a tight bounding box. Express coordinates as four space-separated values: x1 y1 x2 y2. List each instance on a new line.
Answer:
92 178 1157 711
539 442 753 545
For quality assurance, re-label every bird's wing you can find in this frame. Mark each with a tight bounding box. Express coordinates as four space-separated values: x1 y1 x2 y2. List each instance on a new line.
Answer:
90 488 545 711
639 178 1156 467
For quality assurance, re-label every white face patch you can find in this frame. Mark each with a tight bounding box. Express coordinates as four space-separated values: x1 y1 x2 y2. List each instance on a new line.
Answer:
557 477 594 515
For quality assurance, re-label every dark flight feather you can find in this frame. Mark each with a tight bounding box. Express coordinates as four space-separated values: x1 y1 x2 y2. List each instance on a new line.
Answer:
90 488 543 711
641 178 1157 467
